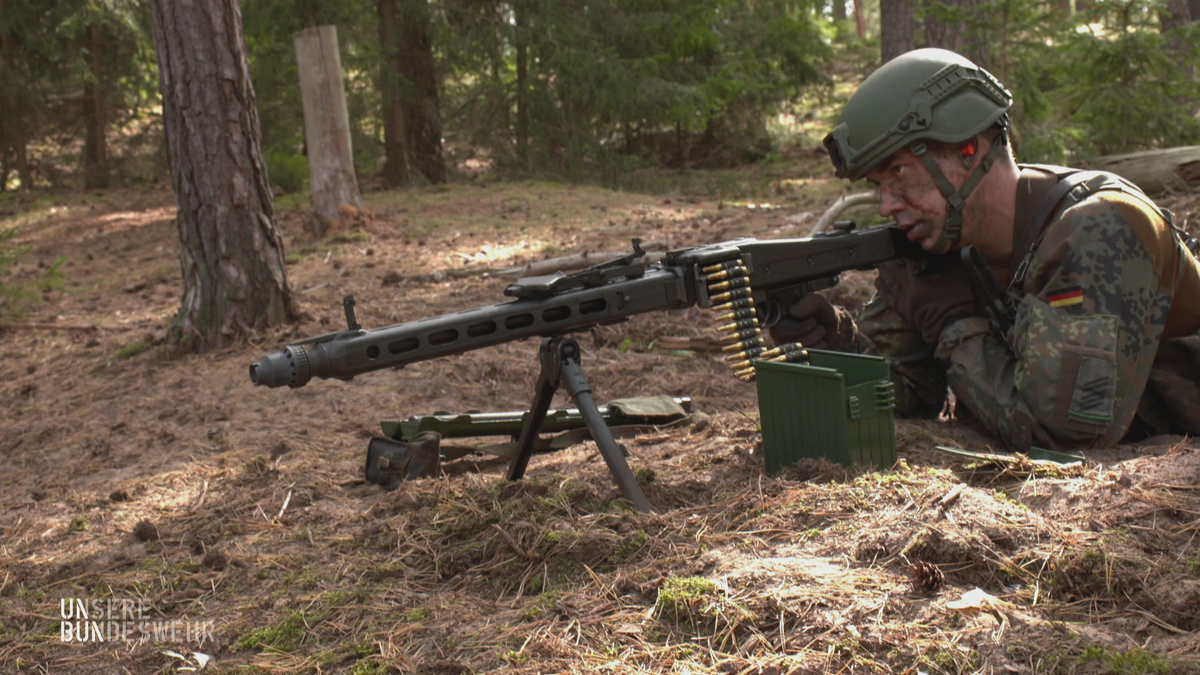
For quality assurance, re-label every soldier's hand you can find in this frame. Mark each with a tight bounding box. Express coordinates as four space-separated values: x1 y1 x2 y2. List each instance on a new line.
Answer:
876 257 977 346
769 293 857 352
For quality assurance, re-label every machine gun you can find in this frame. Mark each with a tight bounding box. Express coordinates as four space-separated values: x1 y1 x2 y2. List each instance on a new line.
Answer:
249 223 924 512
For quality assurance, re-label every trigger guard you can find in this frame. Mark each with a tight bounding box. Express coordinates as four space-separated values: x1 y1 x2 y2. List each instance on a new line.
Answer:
757 301 784 328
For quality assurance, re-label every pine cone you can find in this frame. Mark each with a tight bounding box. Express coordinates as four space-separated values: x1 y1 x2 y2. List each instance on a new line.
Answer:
909 561 945 593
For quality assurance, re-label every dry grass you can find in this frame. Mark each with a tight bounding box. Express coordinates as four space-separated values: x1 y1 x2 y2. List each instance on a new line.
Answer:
1 178 1199 675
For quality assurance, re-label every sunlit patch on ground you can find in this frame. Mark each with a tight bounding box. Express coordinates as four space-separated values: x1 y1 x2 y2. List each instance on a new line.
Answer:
1 178 1198 674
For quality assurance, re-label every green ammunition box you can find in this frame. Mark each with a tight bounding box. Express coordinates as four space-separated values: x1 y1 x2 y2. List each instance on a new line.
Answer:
754 349 896 472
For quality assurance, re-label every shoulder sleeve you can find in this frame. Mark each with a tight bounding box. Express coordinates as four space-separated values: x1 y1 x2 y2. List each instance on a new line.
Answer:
935 194 1173 450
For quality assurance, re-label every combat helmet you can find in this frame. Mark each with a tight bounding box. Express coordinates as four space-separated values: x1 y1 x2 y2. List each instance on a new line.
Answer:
823 49 1013 251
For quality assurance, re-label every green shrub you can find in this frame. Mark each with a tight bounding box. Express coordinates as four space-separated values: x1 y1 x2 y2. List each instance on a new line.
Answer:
265 150 309 194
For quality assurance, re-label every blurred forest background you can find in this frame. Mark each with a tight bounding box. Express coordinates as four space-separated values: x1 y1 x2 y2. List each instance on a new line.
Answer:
1 0 1198 196
2 0 1200 343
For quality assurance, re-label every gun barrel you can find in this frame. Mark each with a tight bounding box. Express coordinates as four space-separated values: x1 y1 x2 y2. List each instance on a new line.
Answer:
250 267 693 388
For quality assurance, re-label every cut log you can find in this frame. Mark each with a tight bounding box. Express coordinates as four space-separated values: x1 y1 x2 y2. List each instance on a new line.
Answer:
1093 145 1200 196
295 26 362 236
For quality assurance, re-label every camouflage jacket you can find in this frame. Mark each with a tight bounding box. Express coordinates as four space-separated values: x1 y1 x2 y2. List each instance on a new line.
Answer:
856 169 1200 451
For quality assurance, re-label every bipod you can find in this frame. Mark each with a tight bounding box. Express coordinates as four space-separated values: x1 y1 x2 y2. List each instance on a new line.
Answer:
507 337 654 513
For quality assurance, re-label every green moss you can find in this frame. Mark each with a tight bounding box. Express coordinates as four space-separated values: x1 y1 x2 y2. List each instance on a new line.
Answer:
329 232 371 244
349 660 393 675
112 341 150 361
502 649 532 664
232 611 320 652
608 529 650 567
68 515 89 532
404 607 431 622
656 576 719 629
922 648 981 673
1077 646 1171 675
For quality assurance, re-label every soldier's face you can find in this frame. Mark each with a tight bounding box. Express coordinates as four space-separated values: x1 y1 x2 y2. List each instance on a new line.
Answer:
866 149 963 252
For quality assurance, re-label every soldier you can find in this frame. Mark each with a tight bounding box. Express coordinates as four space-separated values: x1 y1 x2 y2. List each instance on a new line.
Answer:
772 48 1200 451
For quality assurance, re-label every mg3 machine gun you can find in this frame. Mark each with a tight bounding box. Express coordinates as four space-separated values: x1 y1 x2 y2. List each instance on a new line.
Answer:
249 223 924 512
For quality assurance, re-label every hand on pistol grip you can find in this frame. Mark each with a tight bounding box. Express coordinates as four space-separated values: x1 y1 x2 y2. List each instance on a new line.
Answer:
768 293 856 352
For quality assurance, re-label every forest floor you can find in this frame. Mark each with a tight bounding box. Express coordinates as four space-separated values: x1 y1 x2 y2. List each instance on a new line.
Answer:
2 156 1200 675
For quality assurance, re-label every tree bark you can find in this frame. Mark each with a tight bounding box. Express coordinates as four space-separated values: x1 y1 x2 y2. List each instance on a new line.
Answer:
1161 0 1193 32
379 0 411 188
397 0 445 184
83 22 110 191
922 0 990 68
0 15 32 191
1160 0 1195 76
832 0 846 22
295 25 362 233
11 115 31 191
515 1 529 166
148 0 297 350
853 0 865 39
881 0 916 64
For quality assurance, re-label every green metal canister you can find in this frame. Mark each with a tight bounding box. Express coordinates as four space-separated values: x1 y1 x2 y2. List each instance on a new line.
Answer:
754 349 897 471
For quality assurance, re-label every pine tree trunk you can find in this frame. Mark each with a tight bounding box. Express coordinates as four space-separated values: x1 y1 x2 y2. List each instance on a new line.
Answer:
1161 0 1193 32
83 23 110 191
398 0 445 184
1160 0 1194 73
149 0 297 350
378 0 411 188
12 120 30 191
515 2 529 166
0 18 32 191
0 0 11 190
923 0 990 68
881 0 916 64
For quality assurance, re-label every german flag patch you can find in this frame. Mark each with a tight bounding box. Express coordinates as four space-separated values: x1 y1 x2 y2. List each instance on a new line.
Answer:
1047 286 1084 309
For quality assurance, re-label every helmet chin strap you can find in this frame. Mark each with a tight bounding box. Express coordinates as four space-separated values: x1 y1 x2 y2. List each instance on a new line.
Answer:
909 130 1009 253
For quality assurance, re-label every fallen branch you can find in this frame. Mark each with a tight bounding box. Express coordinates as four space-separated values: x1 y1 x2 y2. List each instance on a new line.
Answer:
654 336 724 352
810 193 878 235
384 241 669 286
0 322 137 332
491 241 667 278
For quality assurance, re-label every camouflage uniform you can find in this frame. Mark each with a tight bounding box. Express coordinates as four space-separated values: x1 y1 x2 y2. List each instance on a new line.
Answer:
856 168 1200 451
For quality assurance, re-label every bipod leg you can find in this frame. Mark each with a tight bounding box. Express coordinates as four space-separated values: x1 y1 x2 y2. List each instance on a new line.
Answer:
506 338 562 482
554 338 654 514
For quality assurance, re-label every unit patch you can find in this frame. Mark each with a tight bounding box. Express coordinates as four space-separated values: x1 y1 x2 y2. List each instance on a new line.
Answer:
1047 286 1084 309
